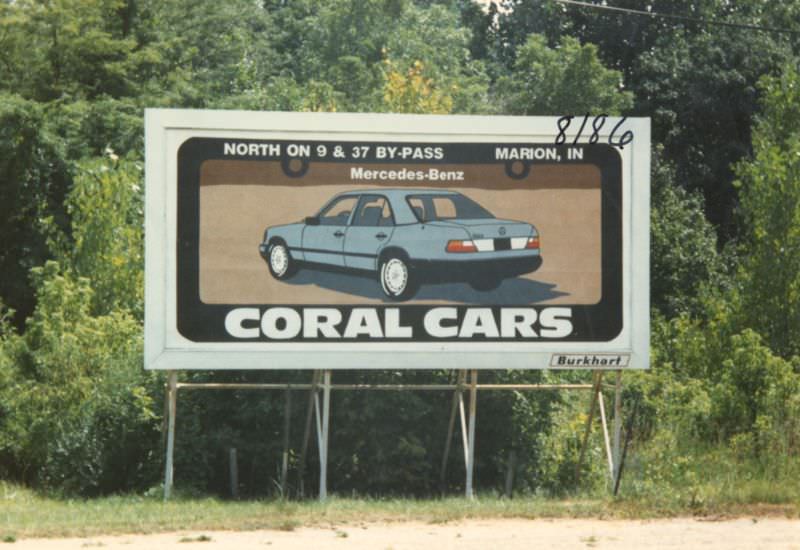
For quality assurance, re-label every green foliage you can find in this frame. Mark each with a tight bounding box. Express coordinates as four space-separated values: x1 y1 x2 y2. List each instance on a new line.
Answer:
0 262 160 494
496 35 633 115
0 93 72 325
0 0 140 102
0 0 798 500
643 313 800 463
535 395 606 495
633 13 793 236
45 156 144 318
650 151 725 318
734 66 800 358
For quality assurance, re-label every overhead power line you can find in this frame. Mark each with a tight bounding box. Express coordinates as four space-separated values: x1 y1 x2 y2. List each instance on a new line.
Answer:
553 0 800 36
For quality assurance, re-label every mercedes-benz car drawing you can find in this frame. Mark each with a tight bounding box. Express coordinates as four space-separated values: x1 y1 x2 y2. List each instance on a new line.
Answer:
258 189 542 300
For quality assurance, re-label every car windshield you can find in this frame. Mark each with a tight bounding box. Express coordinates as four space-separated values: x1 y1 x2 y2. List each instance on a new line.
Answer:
406 194 495 222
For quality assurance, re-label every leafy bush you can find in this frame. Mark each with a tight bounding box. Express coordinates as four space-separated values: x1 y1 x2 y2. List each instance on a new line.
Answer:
0 262 160 494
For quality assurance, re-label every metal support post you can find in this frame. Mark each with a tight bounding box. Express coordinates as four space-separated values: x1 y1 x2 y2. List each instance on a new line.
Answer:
280 388 291 498
598 392 614 479
158 370 605 500
319 370 332 501
458 384 470 470
612 370 623 482
298 370 321 498
164 371 178 501
465 369 478 499
439 370 463 492
576 371 604 483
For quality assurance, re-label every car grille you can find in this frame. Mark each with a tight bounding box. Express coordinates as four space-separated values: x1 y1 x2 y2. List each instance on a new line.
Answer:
494 237 511 251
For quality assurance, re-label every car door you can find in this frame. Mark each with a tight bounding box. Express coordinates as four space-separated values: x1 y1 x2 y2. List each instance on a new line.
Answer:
344 194 395 271
302 195 358 267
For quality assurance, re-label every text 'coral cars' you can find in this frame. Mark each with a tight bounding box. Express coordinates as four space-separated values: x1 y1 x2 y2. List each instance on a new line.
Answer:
259 189 542 300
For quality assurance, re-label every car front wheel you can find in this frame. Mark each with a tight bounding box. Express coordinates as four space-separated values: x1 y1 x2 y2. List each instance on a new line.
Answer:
379 254 418 301
268 242 297 280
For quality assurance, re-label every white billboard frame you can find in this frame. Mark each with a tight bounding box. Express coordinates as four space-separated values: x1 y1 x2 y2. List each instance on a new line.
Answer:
145 109 650 370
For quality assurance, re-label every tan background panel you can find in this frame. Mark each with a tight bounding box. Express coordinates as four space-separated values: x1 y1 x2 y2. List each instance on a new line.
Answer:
198 160 601 305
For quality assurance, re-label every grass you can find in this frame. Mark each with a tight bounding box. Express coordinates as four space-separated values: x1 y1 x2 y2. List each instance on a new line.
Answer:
0 481 797 540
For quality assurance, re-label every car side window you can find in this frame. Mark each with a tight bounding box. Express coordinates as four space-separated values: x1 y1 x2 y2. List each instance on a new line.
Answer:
431 197 457 219
319 196 358 226
353 195 394 227
407 197 427 222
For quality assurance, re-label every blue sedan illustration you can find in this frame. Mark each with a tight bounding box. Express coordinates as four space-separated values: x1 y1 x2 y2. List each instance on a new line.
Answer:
258 189 542 300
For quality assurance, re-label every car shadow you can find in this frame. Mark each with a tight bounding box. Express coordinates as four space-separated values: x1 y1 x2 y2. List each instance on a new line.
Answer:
283 269 569 304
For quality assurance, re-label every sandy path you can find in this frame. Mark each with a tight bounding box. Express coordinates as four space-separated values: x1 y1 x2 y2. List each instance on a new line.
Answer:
12 518 800 549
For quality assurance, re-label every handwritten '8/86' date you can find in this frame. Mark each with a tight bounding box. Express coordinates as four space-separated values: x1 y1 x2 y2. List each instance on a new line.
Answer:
555 114 633 149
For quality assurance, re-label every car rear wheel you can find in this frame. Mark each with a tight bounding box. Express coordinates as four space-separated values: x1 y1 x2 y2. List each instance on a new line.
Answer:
379 254 418 301
268 242 297 280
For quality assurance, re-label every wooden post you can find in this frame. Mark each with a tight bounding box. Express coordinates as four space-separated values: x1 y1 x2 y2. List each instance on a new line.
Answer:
164 371 177 501
229 448 239 498
504 449 517 498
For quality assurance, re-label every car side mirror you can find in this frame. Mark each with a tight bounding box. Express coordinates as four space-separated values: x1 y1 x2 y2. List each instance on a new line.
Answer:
305 216 320 226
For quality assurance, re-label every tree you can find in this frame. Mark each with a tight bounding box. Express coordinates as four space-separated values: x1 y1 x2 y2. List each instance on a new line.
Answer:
382 59 454 114
650 150 725 319
0 94 71 327
496 34 633 115
635 21 792 238
734 66 800 358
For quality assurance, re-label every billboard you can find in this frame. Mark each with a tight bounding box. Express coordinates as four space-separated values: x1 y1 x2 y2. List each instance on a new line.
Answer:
145 110 649 370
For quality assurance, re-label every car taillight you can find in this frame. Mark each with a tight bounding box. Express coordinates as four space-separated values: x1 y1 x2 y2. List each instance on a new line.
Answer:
526 236 540 249
446 239 478 253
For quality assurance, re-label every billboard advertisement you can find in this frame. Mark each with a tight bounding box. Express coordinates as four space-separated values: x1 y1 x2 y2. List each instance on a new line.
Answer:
145 110 650 370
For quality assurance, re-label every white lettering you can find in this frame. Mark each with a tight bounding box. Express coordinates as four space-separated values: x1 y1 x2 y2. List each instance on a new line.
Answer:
261 307 302 340
500 308 538 338
424 307 459 338
224 307 260 338
303 308 342 338
539 307 573 338
344 308 383 338
459 308 499 338
384 308 412 338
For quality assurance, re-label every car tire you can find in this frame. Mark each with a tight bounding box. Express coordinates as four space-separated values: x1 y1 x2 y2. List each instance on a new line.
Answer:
469 278 502 291
267 241 297 280
379 253 418 301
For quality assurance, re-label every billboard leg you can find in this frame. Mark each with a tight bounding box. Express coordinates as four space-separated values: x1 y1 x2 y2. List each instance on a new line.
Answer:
164 371 178 501
598 391 614 479
612 370 623 482
466 369 478 500
458 374 469 471
440 370 464 493
280 388 291 498
319 370 331 501
576 371 604 484
298 370 321 498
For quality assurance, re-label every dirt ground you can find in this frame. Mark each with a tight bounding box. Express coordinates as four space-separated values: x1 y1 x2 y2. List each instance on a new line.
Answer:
13 518 800 549
198 161 602 306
